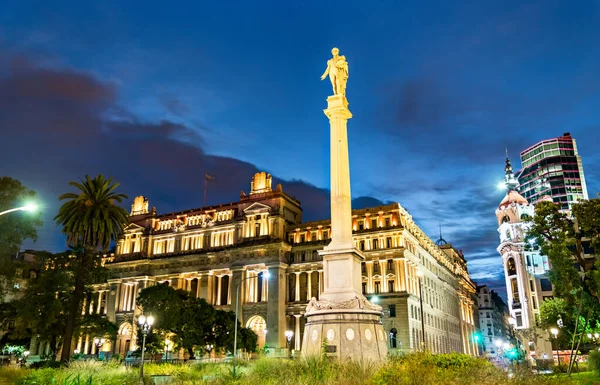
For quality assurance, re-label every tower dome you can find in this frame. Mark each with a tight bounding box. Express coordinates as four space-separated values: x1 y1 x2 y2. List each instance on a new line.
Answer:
498 190 529 209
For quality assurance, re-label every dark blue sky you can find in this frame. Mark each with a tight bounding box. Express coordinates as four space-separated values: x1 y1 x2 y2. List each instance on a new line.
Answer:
1 0 599 295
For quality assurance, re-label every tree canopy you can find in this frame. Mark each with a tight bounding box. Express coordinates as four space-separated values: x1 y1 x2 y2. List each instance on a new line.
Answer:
0 177 43 300
136 285 257 358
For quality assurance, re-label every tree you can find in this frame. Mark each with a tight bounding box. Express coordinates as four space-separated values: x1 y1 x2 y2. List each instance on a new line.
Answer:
54 175 129 362
137 285 216 359
527 201 582 301
0 177 42 300
136 285 258 358
11 251 72 359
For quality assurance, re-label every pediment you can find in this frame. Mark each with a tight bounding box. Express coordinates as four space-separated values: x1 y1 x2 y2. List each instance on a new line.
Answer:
124 223 146 233
244 202 272 214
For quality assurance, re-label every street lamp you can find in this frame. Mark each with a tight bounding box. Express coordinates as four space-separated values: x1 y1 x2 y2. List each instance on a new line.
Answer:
93 337 105 359
0 203 38 217
138 314 155 385
550 327 559 366
164 339 172 361
416 270 426 351
206 344 214 359
233 270 270 377
285 330 294 356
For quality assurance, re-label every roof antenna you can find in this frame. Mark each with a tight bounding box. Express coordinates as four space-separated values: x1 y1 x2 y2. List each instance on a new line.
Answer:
435 221 447 246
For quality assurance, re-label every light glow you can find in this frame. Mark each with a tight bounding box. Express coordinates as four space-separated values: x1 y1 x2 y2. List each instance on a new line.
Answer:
497 181 507 191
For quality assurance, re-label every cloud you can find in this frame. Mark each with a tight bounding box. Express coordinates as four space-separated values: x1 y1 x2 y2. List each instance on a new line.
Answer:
0 51 391 254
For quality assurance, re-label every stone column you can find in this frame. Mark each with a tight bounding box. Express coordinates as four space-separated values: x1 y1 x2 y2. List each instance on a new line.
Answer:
318 270 323 297
96 291 103 314
307 271 312 299
294 315 301 351
216 276 222 306
323 95 354 251
266 264 287 349
227 273 233 305
294 272 301 302
262 272 268 302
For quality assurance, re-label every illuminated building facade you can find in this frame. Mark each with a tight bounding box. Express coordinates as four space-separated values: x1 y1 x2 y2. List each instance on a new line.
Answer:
55 172 479 357
476 285 510 357
518 132 589 211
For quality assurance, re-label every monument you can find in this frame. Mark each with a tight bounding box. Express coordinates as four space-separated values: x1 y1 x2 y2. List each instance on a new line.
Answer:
302 48 387 360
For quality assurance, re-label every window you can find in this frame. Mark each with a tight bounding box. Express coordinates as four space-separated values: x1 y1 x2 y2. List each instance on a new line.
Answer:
389 305 396 318
311 233 317 241
361 262 366 274
374 261 380 274
255 222 261 236
540 278 552 292
301 252 306 262
374 282 381 294
502 215 510 223
387 259 394 271
371 219 377 229
507 258 517 275
362 282 367 294
388 280 395 293
301 235 305 243
358 221 364 230
359 240 365 251
386 237 392 248
373 239 379 249
323 230 329 239
290 253 295 263
385 218 390 227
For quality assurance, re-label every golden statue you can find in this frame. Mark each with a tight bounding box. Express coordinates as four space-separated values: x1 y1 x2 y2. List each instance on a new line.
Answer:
320 47 349 97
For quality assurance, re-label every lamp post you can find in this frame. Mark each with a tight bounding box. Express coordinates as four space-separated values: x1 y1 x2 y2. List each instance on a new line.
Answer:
416 270 426 351
138 314 154 385
233 270 270 377
285 330 294 357
164 339 172 362
550 327 559 367
0 203 38 217
93 337 105 359
206 344 213 361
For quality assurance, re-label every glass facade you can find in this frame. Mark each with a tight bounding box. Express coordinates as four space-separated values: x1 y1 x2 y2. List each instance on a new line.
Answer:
518 133 588 211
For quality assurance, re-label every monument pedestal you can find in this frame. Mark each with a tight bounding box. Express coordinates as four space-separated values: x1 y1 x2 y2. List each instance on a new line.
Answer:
301 87 387 361
303 248 387 360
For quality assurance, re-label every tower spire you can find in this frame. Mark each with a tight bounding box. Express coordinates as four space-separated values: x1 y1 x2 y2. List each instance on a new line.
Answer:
502 148 519 192
435 221 447 246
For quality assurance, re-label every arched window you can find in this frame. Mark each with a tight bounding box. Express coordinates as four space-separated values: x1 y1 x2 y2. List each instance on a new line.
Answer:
502 215 510 224
507 258 517 276
520 213 531 221
246 315 267 349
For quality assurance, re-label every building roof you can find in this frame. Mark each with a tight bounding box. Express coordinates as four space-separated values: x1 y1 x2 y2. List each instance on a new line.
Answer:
498 190 528 209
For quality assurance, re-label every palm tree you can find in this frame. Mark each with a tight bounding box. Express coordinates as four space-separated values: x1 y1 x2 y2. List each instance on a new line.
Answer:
54 175 129 362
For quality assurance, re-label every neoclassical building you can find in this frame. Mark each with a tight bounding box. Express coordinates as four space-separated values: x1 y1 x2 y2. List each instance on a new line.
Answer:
60 172 478 357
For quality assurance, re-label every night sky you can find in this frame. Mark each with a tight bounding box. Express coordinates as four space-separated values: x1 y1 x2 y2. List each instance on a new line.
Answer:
1 1 599 296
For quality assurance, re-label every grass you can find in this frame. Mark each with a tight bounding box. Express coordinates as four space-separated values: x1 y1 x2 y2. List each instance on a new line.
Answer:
0 354 598 385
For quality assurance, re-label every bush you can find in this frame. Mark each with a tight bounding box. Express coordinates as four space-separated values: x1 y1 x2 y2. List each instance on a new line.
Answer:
588 351 600 374
29 360 63 369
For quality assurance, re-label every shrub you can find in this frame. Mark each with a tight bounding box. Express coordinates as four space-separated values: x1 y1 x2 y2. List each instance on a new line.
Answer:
29 360 63 369
588 351 600 374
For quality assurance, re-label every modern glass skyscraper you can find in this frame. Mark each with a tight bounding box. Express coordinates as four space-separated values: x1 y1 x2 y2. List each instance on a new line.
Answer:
518 132 589 211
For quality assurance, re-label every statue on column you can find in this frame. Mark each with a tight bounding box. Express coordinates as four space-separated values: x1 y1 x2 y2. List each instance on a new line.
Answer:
320 47 349 97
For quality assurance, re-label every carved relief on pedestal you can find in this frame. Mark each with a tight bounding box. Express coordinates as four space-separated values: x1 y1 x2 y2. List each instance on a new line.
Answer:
305 294 383 314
